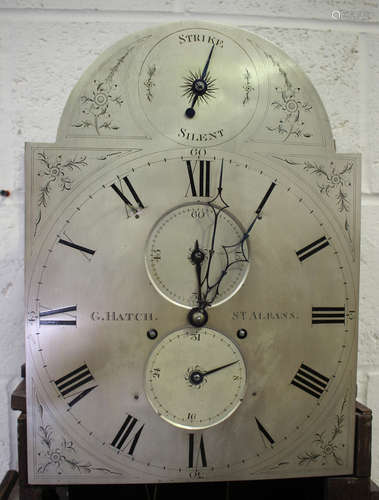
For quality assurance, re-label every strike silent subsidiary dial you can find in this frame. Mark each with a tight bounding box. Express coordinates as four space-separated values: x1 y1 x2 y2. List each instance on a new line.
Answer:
138 27 258 146
145 327 247 430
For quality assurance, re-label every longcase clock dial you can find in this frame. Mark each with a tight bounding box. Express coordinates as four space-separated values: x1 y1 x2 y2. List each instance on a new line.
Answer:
26 19 360 487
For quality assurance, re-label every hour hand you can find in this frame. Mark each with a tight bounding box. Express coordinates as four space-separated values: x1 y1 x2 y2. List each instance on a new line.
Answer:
188 240 209 327
190 240 205 307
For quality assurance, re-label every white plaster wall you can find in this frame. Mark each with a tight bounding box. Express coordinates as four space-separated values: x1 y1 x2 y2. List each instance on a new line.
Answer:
0 0 378 484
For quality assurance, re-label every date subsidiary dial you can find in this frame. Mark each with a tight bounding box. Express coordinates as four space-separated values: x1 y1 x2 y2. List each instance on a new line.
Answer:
145 202 249 308
145 328 247 429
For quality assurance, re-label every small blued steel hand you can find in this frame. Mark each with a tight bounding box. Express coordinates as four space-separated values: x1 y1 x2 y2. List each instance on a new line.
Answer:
202 360 239 377
189 360 239 386
191 239 205 307
185 44 215 118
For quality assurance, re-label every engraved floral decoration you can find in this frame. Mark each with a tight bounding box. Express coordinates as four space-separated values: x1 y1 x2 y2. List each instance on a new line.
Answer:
242 68 254 105
273 156 353 244
72 47 134 135
303 160 352 213
265 52 312 141
34 152 88 236
185 366 208 390
297 396 346 466
144 65 157 102
35 391 120 476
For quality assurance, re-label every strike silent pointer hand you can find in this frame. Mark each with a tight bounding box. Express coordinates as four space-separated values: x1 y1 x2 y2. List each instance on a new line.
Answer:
185 44 215 118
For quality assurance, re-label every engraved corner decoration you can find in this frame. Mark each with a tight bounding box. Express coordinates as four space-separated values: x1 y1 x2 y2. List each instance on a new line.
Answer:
34 151 88 237
264 52 313 142
272 155 355 257
32 148 142 238
297 395 347 467
32 385 121 477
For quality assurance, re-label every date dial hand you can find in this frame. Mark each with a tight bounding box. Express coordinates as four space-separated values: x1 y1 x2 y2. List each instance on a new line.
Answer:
189 360 239 386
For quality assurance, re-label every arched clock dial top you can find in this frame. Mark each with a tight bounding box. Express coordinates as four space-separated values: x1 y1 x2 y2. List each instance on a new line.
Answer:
26 20 360 485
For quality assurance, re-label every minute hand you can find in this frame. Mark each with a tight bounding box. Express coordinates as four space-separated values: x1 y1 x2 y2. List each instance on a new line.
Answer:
241 181 276 243
202 182 276 307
